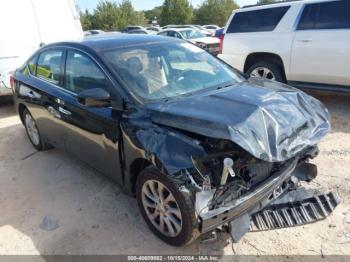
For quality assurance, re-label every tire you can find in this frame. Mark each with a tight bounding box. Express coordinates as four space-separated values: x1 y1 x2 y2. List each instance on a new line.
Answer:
23 109 52 151
136 166 197 246
247 61 285 83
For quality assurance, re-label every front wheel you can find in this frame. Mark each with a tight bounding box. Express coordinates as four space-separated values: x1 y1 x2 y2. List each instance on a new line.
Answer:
136 166 197 246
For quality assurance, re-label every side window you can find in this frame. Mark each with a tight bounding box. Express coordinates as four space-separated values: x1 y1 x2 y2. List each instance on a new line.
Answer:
298 1 350 30
23 55 38 76
316 0 350 29
159 31 168 36
36 50 63 85
173 32 182 39
227 6 290 33
296 4 317 30
64 50 108 94
167 31 175 37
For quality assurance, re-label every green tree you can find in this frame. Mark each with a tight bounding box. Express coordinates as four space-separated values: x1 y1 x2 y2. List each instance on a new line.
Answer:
87 0 146 31
79 9 93 30
117 0 146 28
93 1 119 31
160 0 193 26
194 0 239 26
144 6 162 24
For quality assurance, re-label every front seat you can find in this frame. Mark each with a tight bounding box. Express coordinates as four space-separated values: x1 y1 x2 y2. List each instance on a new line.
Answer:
122 57 149 97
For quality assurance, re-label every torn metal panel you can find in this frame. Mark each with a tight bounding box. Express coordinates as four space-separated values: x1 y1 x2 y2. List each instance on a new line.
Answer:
133 123 206 175
146 78 330 162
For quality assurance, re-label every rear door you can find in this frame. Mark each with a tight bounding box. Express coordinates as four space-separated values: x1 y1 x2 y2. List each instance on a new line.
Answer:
290 0 350 86
54 49 123 184
16 48 67 149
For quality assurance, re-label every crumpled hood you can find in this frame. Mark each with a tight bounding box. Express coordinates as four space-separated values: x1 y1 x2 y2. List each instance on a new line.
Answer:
146 78 331 162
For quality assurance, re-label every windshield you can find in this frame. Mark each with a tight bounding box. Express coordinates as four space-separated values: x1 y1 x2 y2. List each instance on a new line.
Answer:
180 29 204 39
103 41 244 101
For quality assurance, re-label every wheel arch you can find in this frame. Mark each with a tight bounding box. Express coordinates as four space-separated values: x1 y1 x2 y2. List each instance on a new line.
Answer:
129 157 153 195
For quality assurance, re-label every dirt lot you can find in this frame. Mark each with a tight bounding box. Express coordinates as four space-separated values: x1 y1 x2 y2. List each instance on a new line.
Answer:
0 91 349 256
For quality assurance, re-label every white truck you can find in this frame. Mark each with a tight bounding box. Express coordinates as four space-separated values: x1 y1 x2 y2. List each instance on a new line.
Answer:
0 0 83 96
219 0 350 92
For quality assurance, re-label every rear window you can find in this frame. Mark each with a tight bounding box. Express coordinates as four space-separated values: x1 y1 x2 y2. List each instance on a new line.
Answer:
36 50 63 85
23 55 38 76
227 6 290 33
297 0 350 30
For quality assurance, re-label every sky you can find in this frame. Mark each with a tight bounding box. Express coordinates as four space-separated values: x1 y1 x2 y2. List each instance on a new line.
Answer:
75 0 257 11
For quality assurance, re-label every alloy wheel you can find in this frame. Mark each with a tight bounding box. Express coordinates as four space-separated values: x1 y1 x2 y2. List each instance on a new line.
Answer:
141 180 183 237
25 113 40 146
250 67 276 81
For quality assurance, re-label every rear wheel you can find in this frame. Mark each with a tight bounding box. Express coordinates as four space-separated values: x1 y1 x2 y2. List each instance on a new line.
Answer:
23 109 51 151
136 166 197 246
247 61 285 83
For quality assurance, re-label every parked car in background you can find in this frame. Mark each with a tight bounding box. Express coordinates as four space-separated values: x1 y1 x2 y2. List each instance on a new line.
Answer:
84 30 105 37
203 25 220 36
146 26 161 33
161 25 212 36
13 34 338 247
192 25 214 36
128 29 156 35
159 28 220 55
121 26 146 33
161 25 177 30
0 0 83 98
215 27 224 38
219 0 350 92
203 25 220 31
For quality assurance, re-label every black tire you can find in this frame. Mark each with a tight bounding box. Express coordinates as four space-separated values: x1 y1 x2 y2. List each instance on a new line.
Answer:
22 109 52 151
247 61 285 83
136 166 197 246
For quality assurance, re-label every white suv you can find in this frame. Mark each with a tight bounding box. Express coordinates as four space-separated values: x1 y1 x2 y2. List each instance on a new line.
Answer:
219 0 350 92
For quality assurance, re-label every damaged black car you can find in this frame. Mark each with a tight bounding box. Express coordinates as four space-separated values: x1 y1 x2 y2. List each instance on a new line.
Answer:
13 35 339 246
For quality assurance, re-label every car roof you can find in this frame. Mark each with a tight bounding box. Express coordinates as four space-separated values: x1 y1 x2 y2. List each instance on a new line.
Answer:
41 34 176 52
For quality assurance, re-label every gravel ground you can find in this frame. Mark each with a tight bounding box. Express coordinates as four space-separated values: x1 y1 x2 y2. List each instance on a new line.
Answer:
0 91 349 256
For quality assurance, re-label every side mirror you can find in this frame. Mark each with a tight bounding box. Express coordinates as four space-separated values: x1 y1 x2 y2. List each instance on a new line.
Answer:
77 88 111 107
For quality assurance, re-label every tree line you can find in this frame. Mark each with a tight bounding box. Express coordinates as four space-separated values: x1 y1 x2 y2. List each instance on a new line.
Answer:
80 0 277 31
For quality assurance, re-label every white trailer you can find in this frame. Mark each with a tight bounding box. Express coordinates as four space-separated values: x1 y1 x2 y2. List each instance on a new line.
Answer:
0 0 83 95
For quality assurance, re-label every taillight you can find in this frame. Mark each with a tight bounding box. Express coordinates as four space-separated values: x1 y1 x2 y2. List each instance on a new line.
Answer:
219 33 225 54
9 74 15 89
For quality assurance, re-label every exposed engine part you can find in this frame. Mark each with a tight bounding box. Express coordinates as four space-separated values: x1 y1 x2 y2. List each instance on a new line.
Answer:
202 175 212 191
185 169 202 192
220 157 235 186
195 189 215 215
211 179 248 208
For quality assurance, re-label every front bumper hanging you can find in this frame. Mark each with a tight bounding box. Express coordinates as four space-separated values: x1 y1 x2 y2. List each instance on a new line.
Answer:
197 161 340 242
249 188 340 231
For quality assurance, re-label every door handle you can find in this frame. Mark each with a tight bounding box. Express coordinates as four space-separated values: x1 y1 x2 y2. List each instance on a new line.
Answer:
58 106 71 116
297 39 312 43
27 91 35 98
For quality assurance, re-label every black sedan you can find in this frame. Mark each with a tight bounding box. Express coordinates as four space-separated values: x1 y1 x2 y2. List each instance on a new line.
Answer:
13 35 338 246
